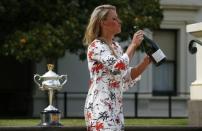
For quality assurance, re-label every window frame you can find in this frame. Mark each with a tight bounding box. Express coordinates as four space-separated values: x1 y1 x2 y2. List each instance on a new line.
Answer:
152 29 177 96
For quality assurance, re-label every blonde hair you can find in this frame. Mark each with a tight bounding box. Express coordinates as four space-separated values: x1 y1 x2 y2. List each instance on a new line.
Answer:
83 4 116 46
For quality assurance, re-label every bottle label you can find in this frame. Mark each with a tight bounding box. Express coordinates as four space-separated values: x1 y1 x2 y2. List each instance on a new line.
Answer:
152 49 166 63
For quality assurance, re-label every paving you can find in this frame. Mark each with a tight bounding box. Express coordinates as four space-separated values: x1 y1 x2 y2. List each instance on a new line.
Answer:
0 126 202 131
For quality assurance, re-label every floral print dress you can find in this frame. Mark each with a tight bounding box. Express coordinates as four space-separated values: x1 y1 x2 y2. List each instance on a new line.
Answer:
84 39 141 131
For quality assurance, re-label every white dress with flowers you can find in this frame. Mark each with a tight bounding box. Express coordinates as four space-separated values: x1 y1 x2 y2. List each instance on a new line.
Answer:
84 39 141 131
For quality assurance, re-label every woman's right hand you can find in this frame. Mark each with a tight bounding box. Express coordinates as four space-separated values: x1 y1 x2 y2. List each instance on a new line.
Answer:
143 55 152 65
131 30 144 48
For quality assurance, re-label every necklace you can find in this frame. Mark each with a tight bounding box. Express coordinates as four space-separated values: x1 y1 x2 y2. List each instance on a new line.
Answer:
97 37 118 58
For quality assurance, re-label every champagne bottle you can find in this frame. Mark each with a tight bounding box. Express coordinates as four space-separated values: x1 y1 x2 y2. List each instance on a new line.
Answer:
131 26 166 66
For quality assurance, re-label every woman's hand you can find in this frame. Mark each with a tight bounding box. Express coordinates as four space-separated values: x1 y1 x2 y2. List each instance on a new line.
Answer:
125 30 144 61
130 55 152 80
143 55 152 65
131 30 144 48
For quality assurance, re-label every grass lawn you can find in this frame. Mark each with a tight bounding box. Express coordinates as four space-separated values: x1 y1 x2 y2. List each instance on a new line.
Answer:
0 118 188 126
125 118 188 126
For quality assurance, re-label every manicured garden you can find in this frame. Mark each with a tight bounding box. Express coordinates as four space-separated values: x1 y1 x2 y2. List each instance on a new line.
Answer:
0 118 188 126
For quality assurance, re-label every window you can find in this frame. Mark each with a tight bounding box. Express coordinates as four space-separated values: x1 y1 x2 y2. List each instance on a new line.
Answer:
152 29 177 96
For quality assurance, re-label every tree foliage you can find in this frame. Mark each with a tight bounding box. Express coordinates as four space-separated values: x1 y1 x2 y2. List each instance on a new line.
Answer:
0 0 163 63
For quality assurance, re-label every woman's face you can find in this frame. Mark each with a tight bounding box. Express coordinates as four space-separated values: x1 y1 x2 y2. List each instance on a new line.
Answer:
101 9 121 35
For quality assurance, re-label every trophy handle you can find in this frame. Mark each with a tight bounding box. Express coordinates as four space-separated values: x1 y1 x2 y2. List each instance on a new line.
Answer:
34 74 42 87
59 75 68 86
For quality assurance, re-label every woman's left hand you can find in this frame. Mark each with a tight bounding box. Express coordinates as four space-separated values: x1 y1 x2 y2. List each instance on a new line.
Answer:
131 30 144 48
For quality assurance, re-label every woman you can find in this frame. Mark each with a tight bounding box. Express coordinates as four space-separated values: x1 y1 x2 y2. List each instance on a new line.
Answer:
83 4 151 131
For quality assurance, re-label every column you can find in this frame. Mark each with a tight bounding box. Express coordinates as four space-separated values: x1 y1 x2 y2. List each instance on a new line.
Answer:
187 22 202 126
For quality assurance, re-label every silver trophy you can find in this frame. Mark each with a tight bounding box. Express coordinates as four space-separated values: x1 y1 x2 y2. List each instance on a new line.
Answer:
34 64 67 126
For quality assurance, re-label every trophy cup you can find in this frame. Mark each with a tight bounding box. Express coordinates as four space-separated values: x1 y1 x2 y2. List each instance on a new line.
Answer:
34 64 67 126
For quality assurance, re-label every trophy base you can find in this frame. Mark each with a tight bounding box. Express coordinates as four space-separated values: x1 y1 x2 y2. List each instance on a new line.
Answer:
39 109 62 126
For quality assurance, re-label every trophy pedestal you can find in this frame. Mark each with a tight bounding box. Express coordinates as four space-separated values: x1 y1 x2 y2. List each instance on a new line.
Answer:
39 105 62 126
